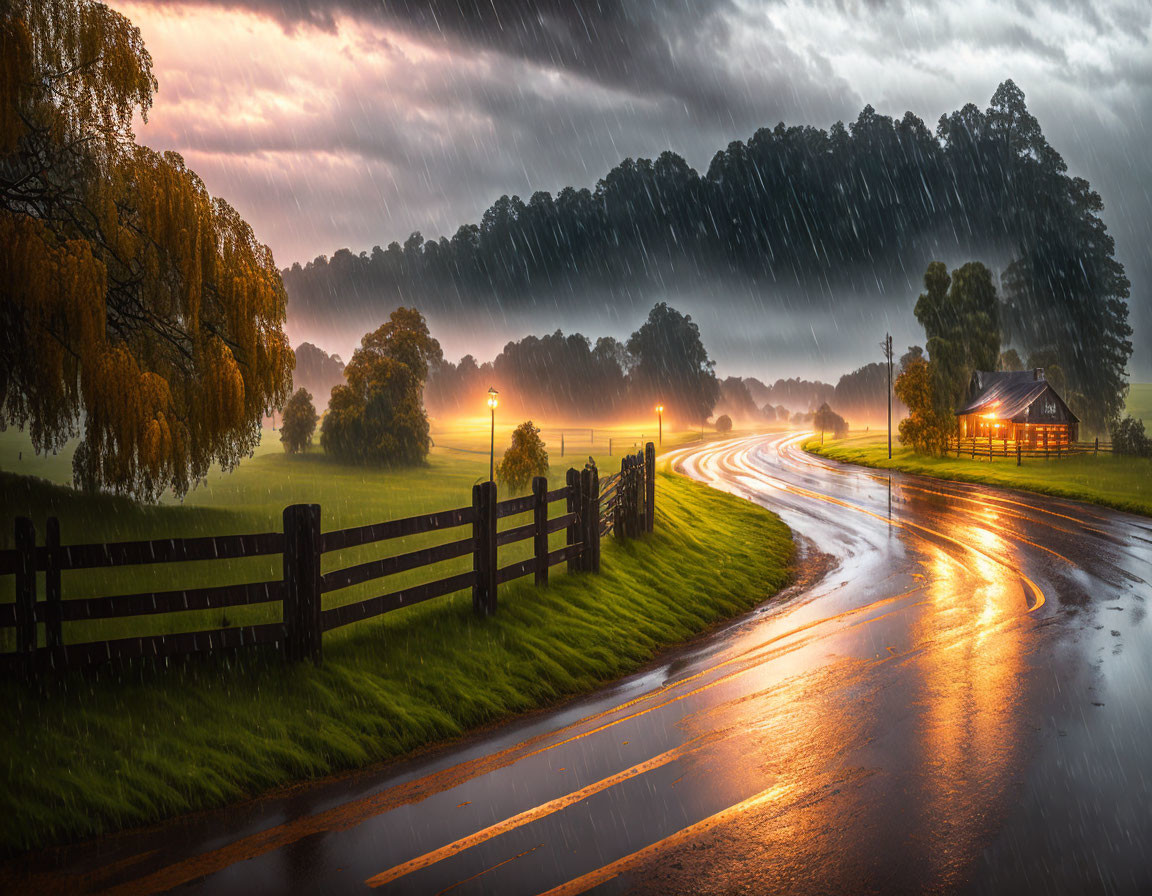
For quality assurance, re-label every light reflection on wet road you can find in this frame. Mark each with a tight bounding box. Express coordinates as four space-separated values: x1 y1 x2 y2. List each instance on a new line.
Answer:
14 433 1152 894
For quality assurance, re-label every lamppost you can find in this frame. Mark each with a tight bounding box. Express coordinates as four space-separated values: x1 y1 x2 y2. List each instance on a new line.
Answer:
487 387 499 481
655 404 664 446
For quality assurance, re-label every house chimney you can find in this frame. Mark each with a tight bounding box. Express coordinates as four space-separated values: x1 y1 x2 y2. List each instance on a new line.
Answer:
1034 367 1044 381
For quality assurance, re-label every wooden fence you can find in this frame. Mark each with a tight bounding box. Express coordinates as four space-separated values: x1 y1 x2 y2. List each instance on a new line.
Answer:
947 436 1112 464
0 445 657 678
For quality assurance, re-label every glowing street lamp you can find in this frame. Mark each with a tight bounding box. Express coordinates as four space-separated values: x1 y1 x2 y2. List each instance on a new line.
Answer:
655 404 664 446
487 387 499 482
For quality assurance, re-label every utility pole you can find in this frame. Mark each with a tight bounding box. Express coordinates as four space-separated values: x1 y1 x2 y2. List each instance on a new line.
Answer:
881 333 894 459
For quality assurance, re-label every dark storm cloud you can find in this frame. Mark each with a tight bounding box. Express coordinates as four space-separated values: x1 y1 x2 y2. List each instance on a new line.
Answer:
120 0 1152 378
185 0 750 115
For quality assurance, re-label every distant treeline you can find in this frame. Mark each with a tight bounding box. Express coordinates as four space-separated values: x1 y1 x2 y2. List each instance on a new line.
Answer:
296 328 905 426
426 303 718 424
424 330 903 425
281 80 1129 428
740 364 909 424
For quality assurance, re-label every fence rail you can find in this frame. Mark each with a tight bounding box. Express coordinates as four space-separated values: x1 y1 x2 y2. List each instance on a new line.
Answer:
1 444 658 678
947 437 1112 464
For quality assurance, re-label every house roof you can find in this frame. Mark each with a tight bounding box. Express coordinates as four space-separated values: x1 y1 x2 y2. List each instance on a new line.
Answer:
955 371 1080 423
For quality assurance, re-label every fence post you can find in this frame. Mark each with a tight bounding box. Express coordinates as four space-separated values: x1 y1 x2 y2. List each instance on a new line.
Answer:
283 503 322 664
45 516 63 662
621 456 632 538
644 442 656 533
623 455 634 538
581 466 600 573
632 454 643 537
471 481 497 616
14 517 36 674
472 484 485 612
532 476 548 586
561 433 564 458
1095 437 1099 456
1017 442 1022 467
566 468 582 573
1044 431 1049 459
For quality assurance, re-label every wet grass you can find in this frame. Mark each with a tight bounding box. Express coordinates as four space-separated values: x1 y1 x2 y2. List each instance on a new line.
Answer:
0 434 793 853
805 432 1152 518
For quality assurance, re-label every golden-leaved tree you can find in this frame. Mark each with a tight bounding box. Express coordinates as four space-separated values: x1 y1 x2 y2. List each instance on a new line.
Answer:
497 421 549 492
0 0 293 499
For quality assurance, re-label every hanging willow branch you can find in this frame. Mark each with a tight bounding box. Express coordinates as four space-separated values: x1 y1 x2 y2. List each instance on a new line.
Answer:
0 0 294 499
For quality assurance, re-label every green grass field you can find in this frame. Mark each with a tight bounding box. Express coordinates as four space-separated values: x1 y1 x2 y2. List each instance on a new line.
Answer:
0 422 793 852
805 431 1152 517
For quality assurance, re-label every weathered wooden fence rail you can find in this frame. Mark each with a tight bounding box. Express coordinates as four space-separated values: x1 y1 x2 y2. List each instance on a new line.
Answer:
0 444 657 677
946 437 1113 464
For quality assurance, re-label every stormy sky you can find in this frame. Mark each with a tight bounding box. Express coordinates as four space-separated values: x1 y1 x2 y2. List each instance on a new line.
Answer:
119 0 1151 381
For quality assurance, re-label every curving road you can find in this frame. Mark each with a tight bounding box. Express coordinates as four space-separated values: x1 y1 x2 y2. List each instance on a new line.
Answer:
12 433 1152 894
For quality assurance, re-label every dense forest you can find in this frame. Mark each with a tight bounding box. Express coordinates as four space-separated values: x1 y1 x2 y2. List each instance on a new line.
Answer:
284 81 1130 430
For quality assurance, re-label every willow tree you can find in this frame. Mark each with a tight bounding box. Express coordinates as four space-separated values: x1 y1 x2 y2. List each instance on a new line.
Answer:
0 0 293 499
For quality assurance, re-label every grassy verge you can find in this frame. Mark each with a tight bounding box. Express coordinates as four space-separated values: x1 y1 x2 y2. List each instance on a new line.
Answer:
805 432 1152 517
0 446 793 852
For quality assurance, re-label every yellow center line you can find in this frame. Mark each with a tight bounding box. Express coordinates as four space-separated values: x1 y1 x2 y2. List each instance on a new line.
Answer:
365 743 697 888
537 781 802 896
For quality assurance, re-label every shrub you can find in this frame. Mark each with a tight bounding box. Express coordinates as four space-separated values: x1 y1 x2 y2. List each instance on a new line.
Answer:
1110 415 1151 457
715 414 733 433
813 403 848 439
497 421 549 492
279 388 318 454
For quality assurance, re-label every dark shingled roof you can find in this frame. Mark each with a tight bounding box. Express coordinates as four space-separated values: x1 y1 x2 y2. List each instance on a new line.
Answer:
956 371 1079 423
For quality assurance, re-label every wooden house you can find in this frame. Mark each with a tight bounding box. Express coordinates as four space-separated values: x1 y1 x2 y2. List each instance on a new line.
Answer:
956 368 1079 445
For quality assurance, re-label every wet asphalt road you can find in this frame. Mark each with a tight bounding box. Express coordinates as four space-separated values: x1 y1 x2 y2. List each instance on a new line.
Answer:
10 433 1152 894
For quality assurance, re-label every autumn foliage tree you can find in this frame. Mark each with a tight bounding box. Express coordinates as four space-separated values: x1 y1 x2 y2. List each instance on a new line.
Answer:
497 421 549 493
894 356 951 455
279 388 318 455
321 309 442 465
0 0 293 499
